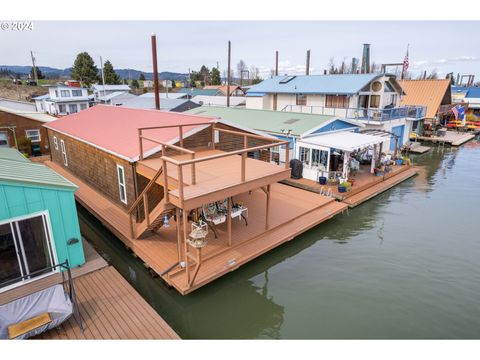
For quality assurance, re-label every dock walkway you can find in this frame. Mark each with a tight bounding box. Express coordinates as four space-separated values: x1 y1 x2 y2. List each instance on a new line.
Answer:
45 161 347 295
417 131 475 146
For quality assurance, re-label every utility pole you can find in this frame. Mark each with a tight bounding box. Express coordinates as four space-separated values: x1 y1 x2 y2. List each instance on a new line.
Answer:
227 40 231 108
306 49 311 75
151 33 160 110
275 51 279 76
30 51 38 83
100 56 106 100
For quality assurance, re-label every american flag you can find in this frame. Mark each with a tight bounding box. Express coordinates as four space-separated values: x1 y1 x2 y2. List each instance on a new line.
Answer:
403 48 409 73
451 105 459 120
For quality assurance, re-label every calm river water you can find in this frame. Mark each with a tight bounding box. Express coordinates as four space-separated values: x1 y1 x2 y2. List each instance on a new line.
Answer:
78 137 480 339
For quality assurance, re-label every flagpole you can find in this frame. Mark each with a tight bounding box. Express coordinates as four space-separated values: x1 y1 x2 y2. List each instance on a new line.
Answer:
401 44 409 80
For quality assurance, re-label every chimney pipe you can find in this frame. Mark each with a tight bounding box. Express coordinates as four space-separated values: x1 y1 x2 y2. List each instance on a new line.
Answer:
324 69 327 75
151 33 160 110
275 51 279 76
361 44 370 74
306 49 310 75
227 40 231 107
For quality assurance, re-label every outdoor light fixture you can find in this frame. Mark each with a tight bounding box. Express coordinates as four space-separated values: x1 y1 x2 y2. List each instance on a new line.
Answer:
67 238 79 245
162 214 170 228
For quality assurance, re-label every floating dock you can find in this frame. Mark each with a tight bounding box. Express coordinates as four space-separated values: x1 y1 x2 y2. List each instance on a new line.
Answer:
417 131 476 147
45 161 347 295
0 242 179 340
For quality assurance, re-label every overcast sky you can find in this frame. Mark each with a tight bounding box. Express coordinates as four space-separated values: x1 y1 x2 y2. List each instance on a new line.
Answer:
1 21 479 80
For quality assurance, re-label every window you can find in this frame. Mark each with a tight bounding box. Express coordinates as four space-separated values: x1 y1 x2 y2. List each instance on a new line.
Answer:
25 129 41 142
69 104 78 113
117 165 127 204
80 104 87 110
370 95 381 108
71 89 82 97
58 104 67 114
0 132 8 147
54 90 59 98
296 94 307 106
299 146 310 165
311 149 328 170
53 136 58 150
325 95 349 108
60 139 68 166
60 90 71 97
0 212 57 291
214 130 220 143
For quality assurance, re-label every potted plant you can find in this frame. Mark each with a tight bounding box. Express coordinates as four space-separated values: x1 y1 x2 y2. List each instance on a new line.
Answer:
318 175 327 185
338 181 351 193
402 156 412 166
17 136 31 156
395 158 404 165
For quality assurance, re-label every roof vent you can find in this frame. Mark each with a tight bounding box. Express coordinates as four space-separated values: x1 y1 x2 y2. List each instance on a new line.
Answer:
284 118 300 124
279 76 296 84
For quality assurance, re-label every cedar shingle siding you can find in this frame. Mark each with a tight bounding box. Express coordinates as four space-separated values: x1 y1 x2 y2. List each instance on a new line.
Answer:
47 129 136 209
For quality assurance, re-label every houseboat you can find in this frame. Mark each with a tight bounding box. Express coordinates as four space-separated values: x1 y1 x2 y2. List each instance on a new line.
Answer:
245 73 426 153
43 105 347 294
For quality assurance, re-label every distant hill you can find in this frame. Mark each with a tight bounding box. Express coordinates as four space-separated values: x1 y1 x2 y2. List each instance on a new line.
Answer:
0 65 188 81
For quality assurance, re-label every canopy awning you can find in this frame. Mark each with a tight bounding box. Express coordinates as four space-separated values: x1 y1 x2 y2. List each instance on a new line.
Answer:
299 131 386 152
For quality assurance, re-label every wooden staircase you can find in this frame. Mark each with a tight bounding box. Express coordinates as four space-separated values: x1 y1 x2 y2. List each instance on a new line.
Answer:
134 198 175 238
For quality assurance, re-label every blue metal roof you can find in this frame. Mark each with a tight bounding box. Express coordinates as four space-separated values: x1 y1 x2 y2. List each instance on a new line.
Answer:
246 73 384 95
177 88 219 96
33 94 50 100
466 88 480 98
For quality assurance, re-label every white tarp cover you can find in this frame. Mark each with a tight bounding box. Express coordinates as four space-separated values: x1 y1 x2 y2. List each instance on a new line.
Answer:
299 131 386 152
0 284 73 339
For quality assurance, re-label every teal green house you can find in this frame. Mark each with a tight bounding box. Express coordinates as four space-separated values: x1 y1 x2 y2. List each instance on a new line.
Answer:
0 148 85 292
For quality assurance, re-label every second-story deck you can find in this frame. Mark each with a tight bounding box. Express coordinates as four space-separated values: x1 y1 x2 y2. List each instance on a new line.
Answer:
281 105 427 122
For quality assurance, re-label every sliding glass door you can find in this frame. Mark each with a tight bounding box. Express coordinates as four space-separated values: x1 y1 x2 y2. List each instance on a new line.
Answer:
0 212 57 291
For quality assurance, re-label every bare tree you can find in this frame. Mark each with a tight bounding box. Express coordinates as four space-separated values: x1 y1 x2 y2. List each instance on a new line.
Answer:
236 60 247 78
427 69 438 79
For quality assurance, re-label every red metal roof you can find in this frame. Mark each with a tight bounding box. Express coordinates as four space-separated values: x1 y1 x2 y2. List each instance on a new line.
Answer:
44 105 216 161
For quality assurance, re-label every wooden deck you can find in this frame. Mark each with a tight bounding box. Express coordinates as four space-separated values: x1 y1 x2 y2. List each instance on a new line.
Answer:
45 161 347 295
417 131 475 146
283 163 412 202
138 149 290 210
36 266 179 340
0 241 107 306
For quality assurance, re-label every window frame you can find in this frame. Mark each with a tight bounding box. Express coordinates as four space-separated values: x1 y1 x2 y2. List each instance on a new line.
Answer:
69 104 78 113
325 95 349 108
60 139 68 166
0 211 58 293
25 129 41 142
116 164 128 204
60 90 71 98
58 104 67 114
53 136 58 150
71 89 82 97
295 94 307 106
299 146 311 166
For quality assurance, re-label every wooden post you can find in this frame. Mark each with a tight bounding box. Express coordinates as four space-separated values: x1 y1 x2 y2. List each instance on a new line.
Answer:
241 152 246 182
182 209 190 285
151 34 160 110
377 142 383 167
143 193 150 227
211 124 216 149
176 207 182 263
191 153 196 185
138 129 143 160
227 197 232 246
265 185 270 230
227 40 231 108
285 143 290 168
179 125 184 148
129 213 135 238
243 135 248 149
178 164 184 206
162 158 169 203
370 144 376 174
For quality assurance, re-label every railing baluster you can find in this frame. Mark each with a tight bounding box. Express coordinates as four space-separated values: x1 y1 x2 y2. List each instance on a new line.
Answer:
138 129 143 161
178 164 184 206
162 157 169 203
191 153 196 185
241 153 246 182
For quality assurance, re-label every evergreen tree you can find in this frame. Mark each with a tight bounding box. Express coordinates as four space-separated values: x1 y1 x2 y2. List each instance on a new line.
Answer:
102 60 121 85
31 66 45 80
139 73 145 81
71 52 98 86
131 79 139 89
210 67 221 85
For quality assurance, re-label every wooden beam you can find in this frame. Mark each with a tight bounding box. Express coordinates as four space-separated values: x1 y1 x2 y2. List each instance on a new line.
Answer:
265 184 270 230
243 134 248 149
162 158 170 203
138 129 143 160
285 144 290 168
143 193 150 227
191 153 196 185
227 197 232 246
176 207 182 263
138 122 213 131
140 136 195 155
179 125 183 148
177 164 184 207
211 124 216 150
182 209 190 286
241 153 246 182
189 248 201 288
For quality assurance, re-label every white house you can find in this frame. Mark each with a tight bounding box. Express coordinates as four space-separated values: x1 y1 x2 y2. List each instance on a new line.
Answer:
92 84 131 100
34 85 90 116
246 73 426 153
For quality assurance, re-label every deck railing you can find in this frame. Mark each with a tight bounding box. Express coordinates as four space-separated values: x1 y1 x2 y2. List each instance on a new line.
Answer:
129 123 289 237
281 105 427 121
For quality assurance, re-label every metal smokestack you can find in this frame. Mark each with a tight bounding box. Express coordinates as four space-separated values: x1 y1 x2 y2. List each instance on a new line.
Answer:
275 51 279 76
227 40 231 107
361 44 370 74
306 49 311 75
151 33 160 110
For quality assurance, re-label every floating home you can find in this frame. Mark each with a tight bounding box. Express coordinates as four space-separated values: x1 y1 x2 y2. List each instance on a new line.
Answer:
246 73 426 152
186 106 418 206
43 105 346 294
0 106 56 156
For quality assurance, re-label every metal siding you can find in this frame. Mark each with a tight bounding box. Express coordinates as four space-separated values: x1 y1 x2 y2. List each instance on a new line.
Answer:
0 183 85 269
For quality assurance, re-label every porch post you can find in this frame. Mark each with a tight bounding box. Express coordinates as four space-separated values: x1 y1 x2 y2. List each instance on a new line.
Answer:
182 209 190 285
342 151 350 180
370 144 376 174
377 142 383 167
227 197 232 247
265 184 271 230
176 207 182 263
